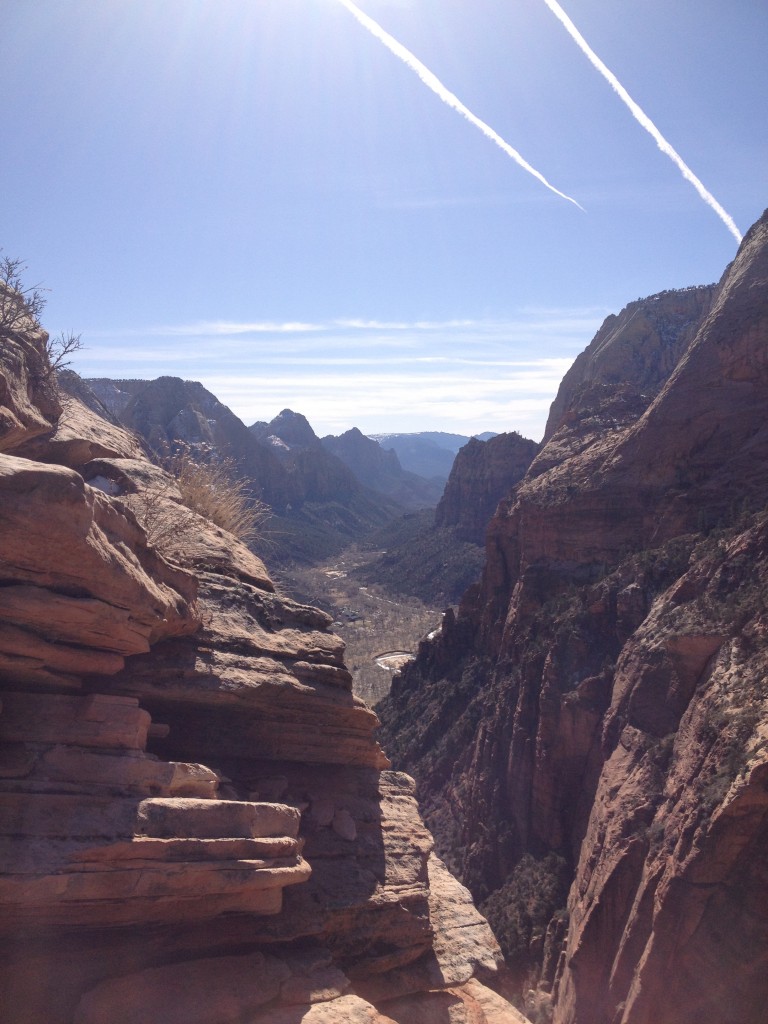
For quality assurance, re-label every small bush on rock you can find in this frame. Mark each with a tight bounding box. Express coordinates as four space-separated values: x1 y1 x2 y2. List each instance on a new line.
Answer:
128 444 271 557
168 444 270 544
0 253 46 332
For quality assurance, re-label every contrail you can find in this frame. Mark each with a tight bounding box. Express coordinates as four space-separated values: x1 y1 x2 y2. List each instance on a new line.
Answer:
541 0 742 244
334 0 584 211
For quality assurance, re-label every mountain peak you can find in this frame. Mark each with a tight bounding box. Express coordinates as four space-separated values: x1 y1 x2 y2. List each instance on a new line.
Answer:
267 409 320 449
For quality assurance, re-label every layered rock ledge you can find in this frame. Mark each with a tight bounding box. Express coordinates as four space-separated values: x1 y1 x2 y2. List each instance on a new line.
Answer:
0 318 520 1020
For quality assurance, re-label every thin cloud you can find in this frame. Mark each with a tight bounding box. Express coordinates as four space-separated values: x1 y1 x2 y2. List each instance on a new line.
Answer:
86 311 605 344
334 317 477 330
71 307 602 440
541 0 742 243
204 367 569 439
335 0 584 210
155 320 325 336
86 321 325 338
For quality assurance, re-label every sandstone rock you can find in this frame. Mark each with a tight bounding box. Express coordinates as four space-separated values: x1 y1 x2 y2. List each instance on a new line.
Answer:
81 454 277 591
73 951 291 1024
0 692 150 750
332 808 357 841
0 322 61 451
256 994 399 1024
15 391 144 468
277 948 351 1005
0 454 198 687
135 798 301 840
435 432 538 544
379 211 768 1022
427 853 504 985
354 850 504 1005
383 980 531 1023
92 561 389 769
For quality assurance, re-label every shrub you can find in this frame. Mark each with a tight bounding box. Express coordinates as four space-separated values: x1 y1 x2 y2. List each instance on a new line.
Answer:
168 444 270 544
0 253 46 332
126 480 198 557
0 253 83 377
128 444 272 557
480 853 569 970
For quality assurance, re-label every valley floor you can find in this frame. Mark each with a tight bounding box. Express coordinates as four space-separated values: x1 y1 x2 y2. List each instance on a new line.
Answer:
282 544 441 706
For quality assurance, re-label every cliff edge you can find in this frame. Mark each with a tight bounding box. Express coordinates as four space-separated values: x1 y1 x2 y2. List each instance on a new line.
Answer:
0 311 522 1022
378 210 768 1023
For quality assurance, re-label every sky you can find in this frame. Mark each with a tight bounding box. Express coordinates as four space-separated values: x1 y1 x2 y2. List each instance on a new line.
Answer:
2 0 766 441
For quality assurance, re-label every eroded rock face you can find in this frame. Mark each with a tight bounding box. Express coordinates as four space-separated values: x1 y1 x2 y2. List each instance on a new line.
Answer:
15 386 145 468
378 210 768 1022
0 316 61 450
435 432 539 544
0 326 519 1021
0 454 198 689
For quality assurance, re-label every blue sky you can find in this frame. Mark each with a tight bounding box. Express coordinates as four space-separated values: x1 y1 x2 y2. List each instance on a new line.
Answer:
2 0 766 440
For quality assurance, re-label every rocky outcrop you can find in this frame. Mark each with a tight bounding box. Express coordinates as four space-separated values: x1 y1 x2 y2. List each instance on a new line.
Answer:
0 301 61 451
542 284 716 444
15 383 146 469
1 321 519 1020
0 454 197 689
378 211 768 1022
435 432 539 544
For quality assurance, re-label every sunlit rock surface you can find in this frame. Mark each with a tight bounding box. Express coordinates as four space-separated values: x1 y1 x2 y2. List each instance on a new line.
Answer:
0 325 519 1021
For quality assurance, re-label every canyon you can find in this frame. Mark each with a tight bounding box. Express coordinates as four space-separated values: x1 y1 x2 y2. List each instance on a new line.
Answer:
378 210 768 1022
0 305 521 1021
1 207 767 1023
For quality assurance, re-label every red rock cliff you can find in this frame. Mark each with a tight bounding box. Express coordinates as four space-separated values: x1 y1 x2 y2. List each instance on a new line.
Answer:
434 433 539 545
0 316 522 1022
379 210 768 1023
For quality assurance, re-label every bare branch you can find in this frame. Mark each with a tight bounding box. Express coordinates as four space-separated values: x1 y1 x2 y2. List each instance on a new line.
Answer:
46 331 84 372
0 252 48 332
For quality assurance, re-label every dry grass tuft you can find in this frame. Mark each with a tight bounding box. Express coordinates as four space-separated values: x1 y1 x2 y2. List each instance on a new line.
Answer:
128 444 271 558
169 444 270 544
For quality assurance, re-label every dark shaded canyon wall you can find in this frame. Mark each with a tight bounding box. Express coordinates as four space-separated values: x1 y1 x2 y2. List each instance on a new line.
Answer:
378 211 768 1024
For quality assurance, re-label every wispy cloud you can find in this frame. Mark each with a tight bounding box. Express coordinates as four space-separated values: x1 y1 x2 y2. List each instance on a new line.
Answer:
335 0 584 210
72 308 604 439
86 311 606 345
203 363 573 439
153 320 324 336
334 317 477 330
541 0 742 243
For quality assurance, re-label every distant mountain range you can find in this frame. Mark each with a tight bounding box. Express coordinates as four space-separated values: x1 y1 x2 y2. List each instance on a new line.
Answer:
320 426 444 508
85 379 504 565
369 430 497 483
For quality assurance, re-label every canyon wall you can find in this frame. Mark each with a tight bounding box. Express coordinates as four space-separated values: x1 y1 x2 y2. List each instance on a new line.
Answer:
434 432 539 544
379 211 768 1023
0 315 521 1021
